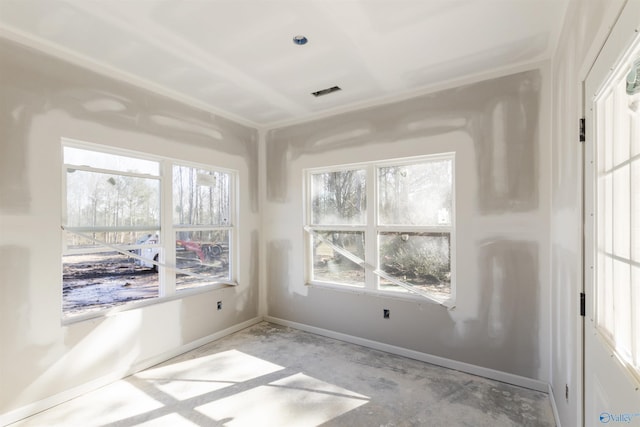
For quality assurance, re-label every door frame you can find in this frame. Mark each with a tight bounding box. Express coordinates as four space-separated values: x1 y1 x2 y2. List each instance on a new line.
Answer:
582 1 640 425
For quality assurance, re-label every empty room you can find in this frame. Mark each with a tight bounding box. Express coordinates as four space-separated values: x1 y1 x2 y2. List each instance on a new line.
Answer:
1 0 640 426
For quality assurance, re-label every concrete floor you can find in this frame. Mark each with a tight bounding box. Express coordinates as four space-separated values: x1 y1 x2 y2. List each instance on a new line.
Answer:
11 322 556 426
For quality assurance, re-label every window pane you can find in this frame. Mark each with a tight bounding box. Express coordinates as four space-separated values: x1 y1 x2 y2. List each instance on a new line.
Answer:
378 160 452 226
311 169 366 225
633 157 640 369
64 146 159 175
65 169 160 228
173 166 231 226
613 259 632 360
312 231 365 286
176 230 230 291
378 232 451 298
63 252 159 317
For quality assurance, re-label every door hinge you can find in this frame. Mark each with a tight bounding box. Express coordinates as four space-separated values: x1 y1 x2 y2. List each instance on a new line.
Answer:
579 118 586 142
580 292 586 317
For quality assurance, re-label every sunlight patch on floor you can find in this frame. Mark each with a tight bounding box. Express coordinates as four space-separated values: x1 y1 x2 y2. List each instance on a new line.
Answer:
16 380 164 426
134 349 285 401
135 413 200 427
195 373 369 426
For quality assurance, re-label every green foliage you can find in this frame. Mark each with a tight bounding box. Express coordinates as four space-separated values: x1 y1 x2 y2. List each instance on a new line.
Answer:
379 234 450 283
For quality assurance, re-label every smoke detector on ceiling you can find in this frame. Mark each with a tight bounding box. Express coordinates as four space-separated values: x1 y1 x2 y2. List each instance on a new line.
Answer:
292 35 308 45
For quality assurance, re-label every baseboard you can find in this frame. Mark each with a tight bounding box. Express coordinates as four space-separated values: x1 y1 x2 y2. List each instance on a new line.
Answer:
1 316 263 427
266 316 549 393
548 383 562 427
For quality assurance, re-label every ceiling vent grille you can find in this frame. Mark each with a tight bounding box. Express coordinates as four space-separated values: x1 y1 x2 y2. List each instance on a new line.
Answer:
311 86 342 97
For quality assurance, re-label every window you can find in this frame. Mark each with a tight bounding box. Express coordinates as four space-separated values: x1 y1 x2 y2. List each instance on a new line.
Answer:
592 58 640 377
305 154 454 303
62 141 236 317
173 165 232 291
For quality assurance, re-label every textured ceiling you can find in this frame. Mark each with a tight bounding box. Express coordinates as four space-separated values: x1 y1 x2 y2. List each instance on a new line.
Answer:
0 0 569 128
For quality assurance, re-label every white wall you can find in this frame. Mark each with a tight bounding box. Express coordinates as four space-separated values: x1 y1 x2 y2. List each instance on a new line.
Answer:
4 2 628 420
0 38 261 421
549 0 627 425
263 66 552 383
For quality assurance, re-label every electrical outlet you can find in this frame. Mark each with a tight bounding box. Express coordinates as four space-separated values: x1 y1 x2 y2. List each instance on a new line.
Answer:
383 309 390 319
217 301 222 310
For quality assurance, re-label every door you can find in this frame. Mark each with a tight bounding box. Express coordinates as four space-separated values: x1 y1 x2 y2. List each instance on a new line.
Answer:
584 2 640 426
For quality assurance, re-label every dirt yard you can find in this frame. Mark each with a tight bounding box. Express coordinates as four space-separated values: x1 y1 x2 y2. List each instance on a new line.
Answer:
63 252 227 316
63 253 158 316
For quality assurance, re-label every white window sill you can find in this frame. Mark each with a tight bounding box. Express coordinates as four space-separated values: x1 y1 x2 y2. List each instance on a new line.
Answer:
306 281 454 307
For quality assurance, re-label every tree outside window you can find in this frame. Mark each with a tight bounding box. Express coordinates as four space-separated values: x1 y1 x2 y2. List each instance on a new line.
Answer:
62 142 236 318
306 154 454 302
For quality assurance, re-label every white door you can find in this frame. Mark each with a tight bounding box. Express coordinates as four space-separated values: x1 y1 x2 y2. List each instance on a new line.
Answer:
584 2 640 426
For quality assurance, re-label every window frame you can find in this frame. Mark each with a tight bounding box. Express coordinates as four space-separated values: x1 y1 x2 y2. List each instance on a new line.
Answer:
61 138 238 321
170 160 237 294
304 153 456 304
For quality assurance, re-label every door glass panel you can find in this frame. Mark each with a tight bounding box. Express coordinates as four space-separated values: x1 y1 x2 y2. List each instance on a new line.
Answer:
594 55 640 375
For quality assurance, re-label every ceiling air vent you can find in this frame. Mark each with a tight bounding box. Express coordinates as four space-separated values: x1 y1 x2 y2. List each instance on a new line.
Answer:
311 86 342 97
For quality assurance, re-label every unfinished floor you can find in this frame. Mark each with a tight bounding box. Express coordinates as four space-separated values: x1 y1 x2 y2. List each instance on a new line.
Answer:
10 322 556 427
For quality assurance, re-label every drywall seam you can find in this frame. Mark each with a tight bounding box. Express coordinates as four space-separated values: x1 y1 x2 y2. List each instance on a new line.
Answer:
0 316 263 427
263 68 547 381
265 316 549 393
547 0 573 67
577 0 629 81
258 128 268 318
548 383 563 427
549 2 628 427
543 58 555 398
265 59 550 130
0 22 552 133
0 25 260 130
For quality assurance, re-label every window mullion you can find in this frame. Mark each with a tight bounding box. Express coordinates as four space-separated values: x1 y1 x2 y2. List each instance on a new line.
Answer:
230 172 238 283
63 164 160 181
365 165 377 290
160 160 175 297
61 153 68 253
376 225 452 233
